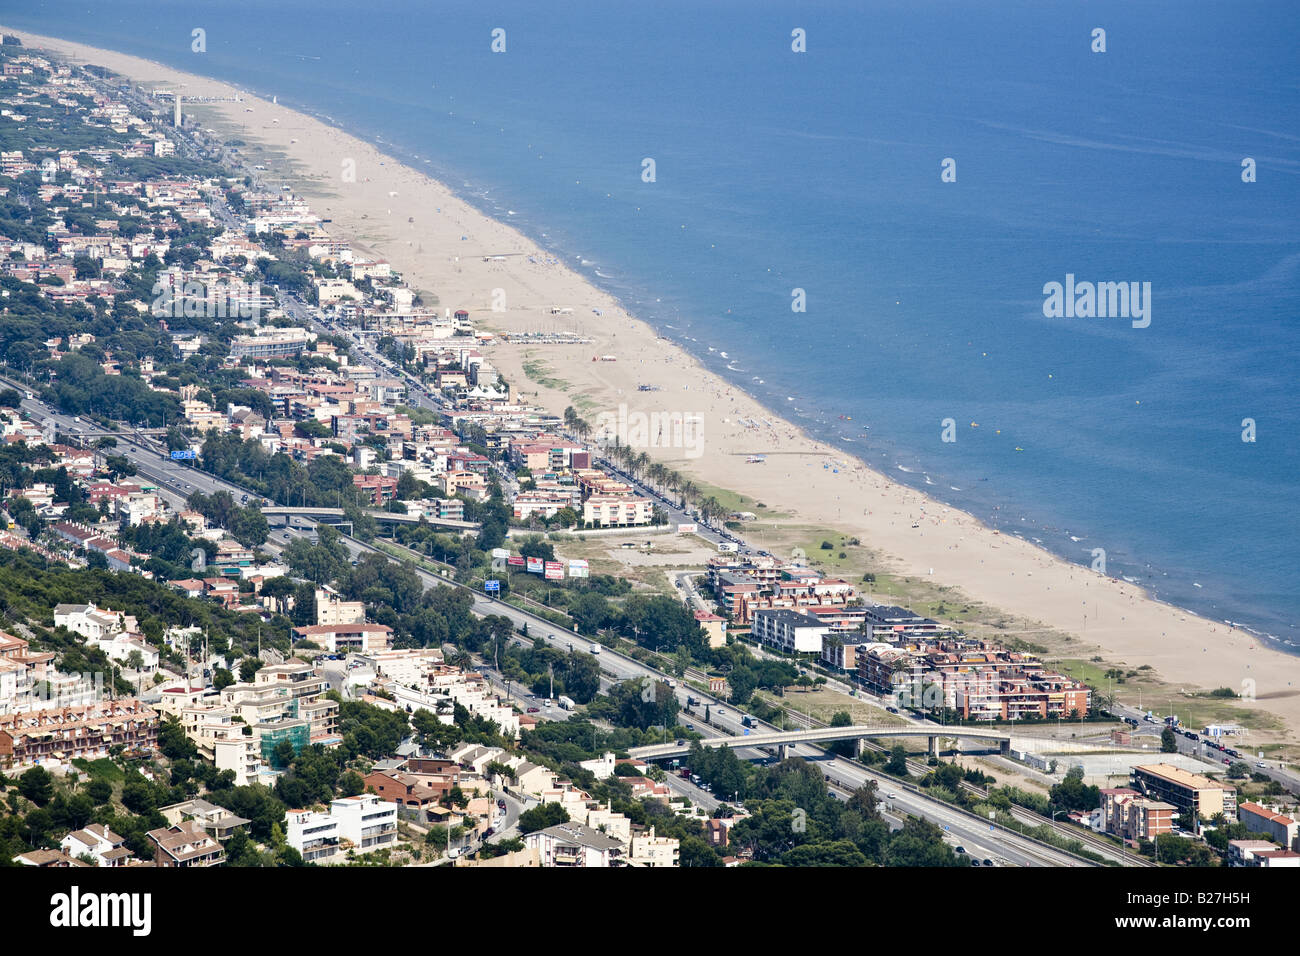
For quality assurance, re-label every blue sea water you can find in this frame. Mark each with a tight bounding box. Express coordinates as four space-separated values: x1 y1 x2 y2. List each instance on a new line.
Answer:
7 0 1299 646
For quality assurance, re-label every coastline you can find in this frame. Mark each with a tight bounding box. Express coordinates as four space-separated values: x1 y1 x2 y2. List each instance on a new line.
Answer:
9 28 1298 743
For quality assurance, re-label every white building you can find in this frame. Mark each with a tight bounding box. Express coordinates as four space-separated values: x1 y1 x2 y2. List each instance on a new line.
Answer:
629 827 680 867
60 824 131 867
88 633 159 673
329 794 398 850
285 808 340 863
750 608 829 654
523 822 627 867
53 603 132 641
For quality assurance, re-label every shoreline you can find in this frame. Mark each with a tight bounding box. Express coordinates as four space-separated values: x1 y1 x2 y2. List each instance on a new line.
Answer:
8 26 1298 744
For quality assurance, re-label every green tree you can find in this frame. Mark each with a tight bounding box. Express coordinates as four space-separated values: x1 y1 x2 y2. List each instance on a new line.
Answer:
18 766 53 806
518 803 570 834
884 745 909 776
1160 727 1178 753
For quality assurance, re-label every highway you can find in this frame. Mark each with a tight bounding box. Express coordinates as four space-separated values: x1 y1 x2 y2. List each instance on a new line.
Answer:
4 377 1105 865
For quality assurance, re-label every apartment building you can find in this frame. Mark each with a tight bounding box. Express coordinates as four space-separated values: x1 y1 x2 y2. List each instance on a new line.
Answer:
1131 764 1237 827
1237 802 1299 851
1228 840 1300 868
694 611 727 649
329 794 399 850
628 827 681 867
285 808 340 863
1099 787 1176 842
293 622 393 654
0 700 158 770
314 586 366 626
750 608 829 654
582 494 653 527
524 822 627 867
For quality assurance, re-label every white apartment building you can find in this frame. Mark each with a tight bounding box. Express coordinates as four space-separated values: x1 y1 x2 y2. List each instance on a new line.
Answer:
750 607 829 654
629 827 680 867
329 794 398 850
285 808 340 863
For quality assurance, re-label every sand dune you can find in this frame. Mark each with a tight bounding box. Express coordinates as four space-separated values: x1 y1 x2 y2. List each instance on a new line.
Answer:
12 28 1297 740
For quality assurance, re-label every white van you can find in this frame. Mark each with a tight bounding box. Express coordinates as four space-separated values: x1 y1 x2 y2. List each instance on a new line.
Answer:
589 643 601 655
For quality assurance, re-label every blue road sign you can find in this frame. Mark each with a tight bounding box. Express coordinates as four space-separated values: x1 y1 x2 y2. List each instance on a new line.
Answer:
484 579 500 592
170 449 196 460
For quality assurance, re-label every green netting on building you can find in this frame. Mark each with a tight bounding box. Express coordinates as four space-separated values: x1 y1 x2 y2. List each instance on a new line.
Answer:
259 722 310 763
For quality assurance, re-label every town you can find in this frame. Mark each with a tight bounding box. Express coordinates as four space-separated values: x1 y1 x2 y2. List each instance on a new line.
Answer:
0 36 1295 874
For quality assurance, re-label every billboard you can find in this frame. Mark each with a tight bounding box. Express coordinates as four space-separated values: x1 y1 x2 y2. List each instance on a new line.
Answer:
544 561 565 580
507 555 525 567
568 559 589 578
526 556 544 574
677 523 697 534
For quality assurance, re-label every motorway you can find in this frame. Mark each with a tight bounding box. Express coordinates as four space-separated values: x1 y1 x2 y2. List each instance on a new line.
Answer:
2 381 1104 865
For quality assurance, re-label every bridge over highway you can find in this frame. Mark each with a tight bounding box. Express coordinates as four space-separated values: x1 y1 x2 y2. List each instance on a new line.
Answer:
630 725 1014 761
261 505 480 531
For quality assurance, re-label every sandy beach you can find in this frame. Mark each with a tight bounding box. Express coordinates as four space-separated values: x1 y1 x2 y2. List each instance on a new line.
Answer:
11 28 1298 741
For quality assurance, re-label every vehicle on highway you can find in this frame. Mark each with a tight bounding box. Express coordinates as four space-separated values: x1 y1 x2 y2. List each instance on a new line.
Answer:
1257 762 1267 768
526 706 539 713
675 738 685 746
983 858 994 867
887 792 898 799
497 799 506 809
954 846 966 854
685 724 694 731
741 716 754 728
483 827 495 838
589 642 601 654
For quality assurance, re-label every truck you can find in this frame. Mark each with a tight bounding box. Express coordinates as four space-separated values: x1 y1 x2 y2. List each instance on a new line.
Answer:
557 695 576 711
741 716 754 728
589 642 601 655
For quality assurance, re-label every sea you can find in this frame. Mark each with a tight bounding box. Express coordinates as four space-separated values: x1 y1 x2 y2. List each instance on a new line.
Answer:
8 0 1299 649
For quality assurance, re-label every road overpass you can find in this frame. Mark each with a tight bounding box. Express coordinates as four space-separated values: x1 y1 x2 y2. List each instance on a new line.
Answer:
261 506 479 531
630 725 1013 761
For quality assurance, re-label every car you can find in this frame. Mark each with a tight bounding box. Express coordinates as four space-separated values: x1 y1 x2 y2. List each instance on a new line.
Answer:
675 739 685 746
1224 758 1231 764
887 792 897 799
483 827 495 838
497 799 507 809
685 724 694 731
543 700 551 707
1256 762 1267 769
970 859 979 866
983 858 994 867
954 846 966 854
527 706 539 713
